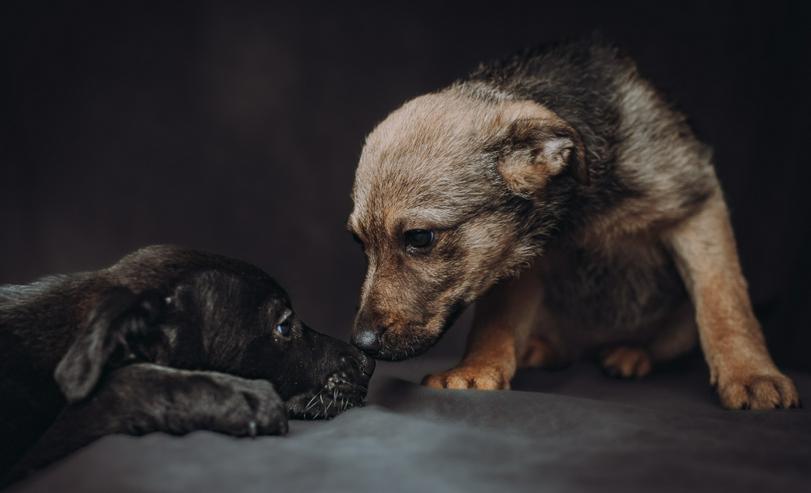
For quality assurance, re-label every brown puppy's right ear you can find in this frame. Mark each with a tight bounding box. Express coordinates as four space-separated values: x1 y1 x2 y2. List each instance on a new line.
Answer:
493 103 588 197
54 287 166 403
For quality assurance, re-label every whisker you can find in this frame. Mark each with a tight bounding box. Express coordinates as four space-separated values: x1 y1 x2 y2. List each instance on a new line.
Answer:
304 390 321 412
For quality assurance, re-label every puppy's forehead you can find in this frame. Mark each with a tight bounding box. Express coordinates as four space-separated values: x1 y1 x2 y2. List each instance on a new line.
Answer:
350 91 504 234
357 92 499 178
179 269 290 309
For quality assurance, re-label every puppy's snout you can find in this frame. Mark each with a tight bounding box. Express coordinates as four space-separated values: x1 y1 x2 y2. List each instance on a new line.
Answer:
351 326 386 356
339 350 375 385
357 351 376 378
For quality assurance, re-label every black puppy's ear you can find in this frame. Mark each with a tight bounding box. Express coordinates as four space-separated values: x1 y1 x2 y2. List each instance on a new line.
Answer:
495 115 588 197
54 287 167 403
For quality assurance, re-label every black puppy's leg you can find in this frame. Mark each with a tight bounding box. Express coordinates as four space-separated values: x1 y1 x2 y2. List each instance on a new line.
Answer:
54 287 168 402
10 363 287 481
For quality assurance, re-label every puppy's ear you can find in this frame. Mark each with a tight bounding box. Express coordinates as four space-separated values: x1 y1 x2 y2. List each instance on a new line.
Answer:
494 113 587 197
54 287 167 403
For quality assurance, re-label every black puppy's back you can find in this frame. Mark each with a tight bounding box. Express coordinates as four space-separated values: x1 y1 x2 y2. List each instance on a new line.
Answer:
0 275 85 472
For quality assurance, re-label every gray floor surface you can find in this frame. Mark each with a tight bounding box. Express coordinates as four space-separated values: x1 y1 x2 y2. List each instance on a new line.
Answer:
9 356 811 493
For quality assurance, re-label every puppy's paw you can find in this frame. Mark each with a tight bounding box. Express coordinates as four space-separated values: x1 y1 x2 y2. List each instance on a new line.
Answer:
600 346 652 379
716 371 800 410
422 365 510 390
212 377 289 436
519 336 564 369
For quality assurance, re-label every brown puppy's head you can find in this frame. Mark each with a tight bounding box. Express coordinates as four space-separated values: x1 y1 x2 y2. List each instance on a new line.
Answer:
348 86 586 360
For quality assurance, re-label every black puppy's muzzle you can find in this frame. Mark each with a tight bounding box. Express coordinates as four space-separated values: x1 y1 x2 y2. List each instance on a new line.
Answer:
286 332 375 420
340 348 375 384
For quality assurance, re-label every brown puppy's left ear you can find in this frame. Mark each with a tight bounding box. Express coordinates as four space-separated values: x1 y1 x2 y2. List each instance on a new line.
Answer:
496 115 588 196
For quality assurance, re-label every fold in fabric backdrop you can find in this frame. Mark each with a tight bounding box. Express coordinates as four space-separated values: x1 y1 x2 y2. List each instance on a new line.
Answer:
2 1 810 369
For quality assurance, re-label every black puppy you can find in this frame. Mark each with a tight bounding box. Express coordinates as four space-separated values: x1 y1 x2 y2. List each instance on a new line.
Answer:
0 245 374 481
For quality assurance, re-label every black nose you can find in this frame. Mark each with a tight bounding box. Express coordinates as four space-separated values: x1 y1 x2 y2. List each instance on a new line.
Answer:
340 350 375 379
352 326 385 355
355 351 375 377
339 348 376 385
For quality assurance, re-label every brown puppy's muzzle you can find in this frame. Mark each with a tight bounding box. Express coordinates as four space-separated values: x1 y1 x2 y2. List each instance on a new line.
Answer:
352 300 466 361
351 325 386 355
352 308 402 360
351 322 441 361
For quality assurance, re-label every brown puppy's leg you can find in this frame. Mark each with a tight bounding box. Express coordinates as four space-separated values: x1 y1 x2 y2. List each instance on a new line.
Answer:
519 335 566 369
600 304 699 379
423 266 555 390
646 302 700 363
600 346 653 379
666 192 799 409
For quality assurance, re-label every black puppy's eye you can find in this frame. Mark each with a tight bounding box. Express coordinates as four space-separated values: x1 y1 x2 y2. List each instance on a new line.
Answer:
275 319 291 337
404 229 434 249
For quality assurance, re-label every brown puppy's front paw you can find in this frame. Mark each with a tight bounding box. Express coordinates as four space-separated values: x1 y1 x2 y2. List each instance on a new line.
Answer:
519 336 562 369
600 346 652 379
422 365 510 390
716 371 800 410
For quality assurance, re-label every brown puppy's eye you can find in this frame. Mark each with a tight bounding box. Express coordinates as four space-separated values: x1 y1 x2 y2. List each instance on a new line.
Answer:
404 229 434 250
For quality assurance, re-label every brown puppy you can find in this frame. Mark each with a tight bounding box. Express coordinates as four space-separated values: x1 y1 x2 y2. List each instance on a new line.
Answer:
347 40 799 410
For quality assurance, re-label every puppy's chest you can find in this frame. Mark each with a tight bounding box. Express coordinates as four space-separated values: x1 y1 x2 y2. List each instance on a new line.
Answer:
538 240 687 334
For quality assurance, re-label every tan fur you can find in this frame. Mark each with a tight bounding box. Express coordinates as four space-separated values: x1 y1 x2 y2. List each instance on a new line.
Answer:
665 192 799 409
577 76 716 250
423 263 545 390
350 95 571 352
519 335 564 369
422 186 798 407
600 346 652 379
350 77 799 409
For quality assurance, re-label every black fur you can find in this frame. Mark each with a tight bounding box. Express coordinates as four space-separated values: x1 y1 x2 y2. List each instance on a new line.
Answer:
467 38 714 246
466 40 642 243
469 40 625 174
0 245 374 483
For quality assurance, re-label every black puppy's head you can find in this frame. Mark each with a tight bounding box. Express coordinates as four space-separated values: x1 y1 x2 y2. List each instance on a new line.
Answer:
55 248 374 419
166 269 375 418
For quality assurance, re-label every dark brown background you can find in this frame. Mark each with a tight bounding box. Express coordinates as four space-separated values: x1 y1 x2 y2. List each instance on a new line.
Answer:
2 1 810 369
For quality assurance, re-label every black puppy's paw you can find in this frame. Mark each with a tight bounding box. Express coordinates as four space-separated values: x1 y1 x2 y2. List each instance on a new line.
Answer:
55 288 168 403
205 374 289 437
102 365 289 438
